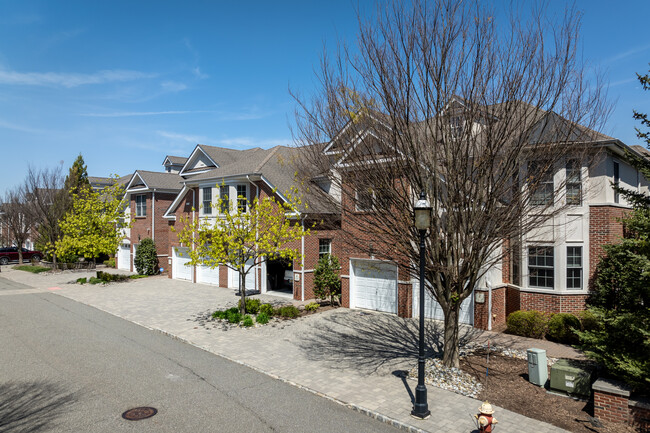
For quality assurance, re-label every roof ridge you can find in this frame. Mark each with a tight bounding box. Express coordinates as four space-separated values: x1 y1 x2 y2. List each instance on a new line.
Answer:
255 146 281 172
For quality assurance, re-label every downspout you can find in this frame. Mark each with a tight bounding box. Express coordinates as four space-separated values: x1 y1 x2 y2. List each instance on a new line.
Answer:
487 281 493 331
192 187 196 284
247 175 259 292
151 189 156 242
301 215 305 302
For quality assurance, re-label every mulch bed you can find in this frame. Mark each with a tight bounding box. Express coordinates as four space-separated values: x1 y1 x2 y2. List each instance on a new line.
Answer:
460 349 636 433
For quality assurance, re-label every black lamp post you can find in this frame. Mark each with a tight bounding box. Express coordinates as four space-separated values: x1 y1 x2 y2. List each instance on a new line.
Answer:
412 191 431 419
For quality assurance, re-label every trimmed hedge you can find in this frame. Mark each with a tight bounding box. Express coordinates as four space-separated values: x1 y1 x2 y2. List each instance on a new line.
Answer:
506 310 550 339
547 313 581 344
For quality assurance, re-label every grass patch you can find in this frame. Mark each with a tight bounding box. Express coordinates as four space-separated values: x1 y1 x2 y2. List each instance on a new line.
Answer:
129 274 148 279
13 265 50 274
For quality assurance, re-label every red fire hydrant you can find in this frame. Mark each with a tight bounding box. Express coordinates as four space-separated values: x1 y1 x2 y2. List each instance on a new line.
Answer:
475 401 498 433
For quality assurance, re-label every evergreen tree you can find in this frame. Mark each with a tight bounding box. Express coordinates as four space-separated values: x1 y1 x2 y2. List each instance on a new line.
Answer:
64 154 90 196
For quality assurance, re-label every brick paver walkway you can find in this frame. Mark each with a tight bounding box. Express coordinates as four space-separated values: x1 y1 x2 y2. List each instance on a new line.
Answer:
1 266 571 432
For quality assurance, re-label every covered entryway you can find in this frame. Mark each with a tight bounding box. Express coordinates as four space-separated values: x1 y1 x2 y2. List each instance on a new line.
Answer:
172 247 192 281
229 260 256 292
413 283 474 325
117 243 131 271
265 257 292 294
350 259 398 314
197 261 219 285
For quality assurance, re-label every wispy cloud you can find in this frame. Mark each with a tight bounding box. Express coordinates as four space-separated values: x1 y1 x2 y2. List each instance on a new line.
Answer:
605 44 650 63
609 77 636 88
160 80 187 92
82 110 215 118
157 130 289 148
0 118 48 134
0 68 156 88
192 67 209 79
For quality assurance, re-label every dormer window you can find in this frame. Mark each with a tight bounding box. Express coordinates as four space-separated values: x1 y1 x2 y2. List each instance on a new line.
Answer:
450 116 463 138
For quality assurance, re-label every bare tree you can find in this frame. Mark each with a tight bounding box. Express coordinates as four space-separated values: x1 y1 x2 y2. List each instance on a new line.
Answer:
293 0 607 367
22 164 68 266
1 187 35 264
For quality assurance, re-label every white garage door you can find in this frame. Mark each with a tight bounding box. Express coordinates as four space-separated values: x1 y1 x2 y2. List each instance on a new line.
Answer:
229 260 256 291
197 262 219 285
351 260 398 314
172 247 192 281
117 244 131 271
413 282 474 325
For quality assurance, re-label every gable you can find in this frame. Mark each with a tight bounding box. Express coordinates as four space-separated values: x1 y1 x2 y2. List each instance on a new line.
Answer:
180 146 219 175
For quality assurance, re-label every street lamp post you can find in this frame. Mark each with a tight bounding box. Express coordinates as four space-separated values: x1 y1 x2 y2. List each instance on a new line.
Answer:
412 191 432 419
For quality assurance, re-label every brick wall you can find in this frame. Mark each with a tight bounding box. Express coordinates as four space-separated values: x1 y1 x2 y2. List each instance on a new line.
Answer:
505 286 521 317
519 291 587 313
594 390 630 424
589 205 630 280
474 286 506 330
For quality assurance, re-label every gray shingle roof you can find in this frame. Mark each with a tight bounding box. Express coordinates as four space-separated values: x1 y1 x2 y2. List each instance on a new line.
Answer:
165 156 188 165
129 171 183 191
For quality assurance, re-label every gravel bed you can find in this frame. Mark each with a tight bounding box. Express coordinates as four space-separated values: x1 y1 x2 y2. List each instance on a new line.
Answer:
407 342 559 398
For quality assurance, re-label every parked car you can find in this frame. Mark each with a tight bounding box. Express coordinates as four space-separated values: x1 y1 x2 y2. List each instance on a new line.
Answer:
0 247 42 265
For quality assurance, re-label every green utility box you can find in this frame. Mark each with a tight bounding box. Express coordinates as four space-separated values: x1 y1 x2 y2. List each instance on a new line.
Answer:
549 359 595 398
527 348 548 387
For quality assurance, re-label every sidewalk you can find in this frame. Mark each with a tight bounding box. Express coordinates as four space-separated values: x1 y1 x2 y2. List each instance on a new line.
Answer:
1 266 570 433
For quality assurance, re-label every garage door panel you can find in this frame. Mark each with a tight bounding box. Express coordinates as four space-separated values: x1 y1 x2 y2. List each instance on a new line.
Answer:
172 247 192 281
197 264 219 285
352 260 398 314
229 260 256 291
117 244 130 271
415 283 474 325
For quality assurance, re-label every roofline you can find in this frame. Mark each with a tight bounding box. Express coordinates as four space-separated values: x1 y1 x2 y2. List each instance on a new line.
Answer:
125 171 149 191
163 185 189 220
179 144 220 176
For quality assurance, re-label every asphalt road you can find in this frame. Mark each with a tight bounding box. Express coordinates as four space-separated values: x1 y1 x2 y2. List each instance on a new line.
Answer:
0 276 399 433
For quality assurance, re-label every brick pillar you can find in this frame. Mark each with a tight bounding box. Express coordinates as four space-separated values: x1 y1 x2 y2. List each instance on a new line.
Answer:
593 378 631 424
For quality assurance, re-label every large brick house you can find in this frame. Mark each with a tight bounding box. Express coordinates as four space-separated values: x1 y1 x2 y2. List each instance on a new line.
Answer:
113 113 647 331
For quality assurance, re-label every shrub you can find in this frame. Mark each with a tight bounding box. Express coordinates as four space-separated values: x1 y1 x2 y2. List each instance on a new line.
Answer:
88 277 103 285
239 298 261 314
13 265 50 274
277 305 300 319
96 271 129 282
506 310 549 339
313 254 342 305
242 315 254 327
226 309 242 323
576 310 600 332
305 302 320 312
212 310 227 320
259 303 275 316
256 312 270 324
134 238 159 275
546 313 581 344
76 277 87 284
103 258 116 268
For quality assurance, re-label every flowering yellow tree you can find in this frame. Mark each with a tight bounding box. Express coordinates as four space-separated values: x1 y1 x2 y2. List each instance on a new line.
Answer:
174 188 310 314
56 179 130 264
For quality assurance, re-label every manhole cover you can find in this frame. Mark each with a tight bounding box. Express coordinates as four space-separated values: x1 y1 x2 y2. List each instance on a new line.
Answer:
121 407 157 421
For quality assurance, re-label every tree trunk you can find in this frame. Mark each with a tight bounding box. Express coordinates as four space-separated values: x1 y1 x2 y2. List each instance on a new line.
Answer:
239 270 247 315
442 306 460 368
18 250 23 265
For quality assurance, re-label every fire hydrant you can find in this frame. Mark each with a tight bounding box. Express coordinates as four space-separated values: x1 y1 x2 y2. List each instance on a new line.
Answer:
475 401 498 433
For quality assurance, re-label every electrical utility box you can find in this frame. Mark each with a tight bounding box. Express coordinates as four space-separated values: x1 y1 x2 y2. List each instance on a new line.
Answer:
527 348 548 387
550 359 595 398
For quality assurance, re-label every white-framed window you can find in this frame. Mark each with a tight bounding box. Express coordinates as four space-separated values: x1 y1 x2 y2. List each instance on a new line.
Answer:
135 194 147 217
528 246 554 289
356 188 374 212
528 161 554 206
566 246 582 289
450 115 463 138
219 185 229 214
202 187 212 215
613 160 620 204
236 184 247 212
318 239 332 260
566 160 582 206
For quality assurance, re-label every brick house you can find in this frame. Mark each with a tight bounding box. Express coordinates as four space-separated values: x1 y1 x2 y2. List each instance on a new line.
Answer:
130 112 646 331
116 170 184 273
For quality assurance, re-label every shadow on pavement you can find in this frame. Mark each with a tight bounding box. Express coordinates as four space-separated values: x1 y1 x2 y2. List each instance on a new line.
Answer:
297 310 481 374
0 381 77 433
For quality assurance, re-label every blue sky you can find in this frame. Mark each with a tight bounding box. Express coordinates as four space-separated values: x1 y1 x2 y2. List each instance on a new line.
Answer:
0 0 648 195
